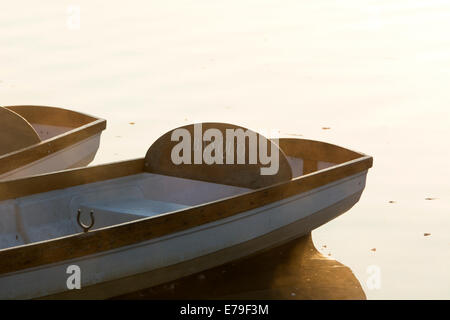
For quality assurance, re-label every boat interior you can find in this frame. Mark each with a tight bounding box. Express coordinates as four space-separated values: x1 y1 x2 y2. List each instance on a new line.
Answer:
0 173 253 250
0 105 100 156
0 124 364 251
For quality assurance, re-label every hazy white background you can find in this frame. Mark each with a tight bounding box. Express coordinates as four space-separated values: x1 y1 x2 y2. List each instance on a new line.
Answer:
1 0 449 299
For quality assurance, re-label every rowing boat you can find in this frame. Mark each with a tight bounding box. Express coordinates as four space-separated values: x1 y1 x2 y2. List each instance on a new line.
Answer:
0 105 106 180
0 122 372 299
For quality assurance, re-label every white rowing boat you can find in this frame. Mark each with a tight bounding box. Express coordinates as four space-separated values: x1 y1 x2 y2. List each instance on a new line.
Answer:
0 105 106 181
0 122 372 299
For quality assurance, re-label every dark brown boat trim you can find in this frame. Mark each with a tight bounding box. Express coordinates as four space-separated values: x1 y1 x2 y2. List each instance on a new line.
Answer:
4 105 98 128
0 158 145 201
0 153 372 276
275 138 363 164
0 106 106 176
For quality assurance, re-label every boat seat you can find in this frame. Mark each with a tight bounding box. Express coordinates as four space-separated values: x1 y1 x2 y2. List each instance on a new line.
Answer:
78 199 190 230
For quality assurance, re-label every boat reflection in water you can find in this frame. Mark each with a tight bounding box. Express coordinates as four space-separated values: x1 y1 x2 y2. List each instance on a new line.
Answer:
114 233 366 300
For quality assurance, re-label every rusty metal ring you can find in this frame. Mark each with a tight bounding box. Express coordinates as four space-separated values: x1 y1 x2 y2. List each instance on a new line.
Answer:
77 209 95 233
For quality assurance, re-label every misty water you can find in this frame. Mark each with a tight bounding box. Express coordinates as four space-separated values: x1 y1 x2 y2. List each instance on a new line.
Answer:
1 0 449 299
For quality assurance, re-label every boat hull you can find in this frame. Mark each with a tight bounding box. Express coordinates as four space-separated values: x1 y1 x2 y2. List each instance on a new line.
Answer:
0 133 102 181
0 170 367 299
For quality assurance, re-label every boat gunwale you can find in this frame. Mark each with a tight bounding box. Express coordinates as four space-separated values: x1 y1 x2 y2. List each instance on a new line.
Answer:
0 137 373 275
0 105 106 176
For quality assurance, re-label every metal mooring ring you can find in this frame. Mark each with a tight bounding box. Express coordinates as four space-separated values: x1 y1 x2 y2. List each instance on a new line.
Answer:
77 209 95 233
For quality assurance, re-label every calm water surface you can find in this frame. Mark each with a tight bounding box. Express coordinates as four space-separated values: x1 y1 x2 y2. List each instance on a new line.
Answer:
1 0 449 299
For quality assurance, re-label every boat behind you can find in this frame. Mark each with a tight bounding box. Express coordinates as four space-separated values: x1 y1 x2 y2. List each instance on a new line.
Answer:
0 123 372 299
0 105 106 180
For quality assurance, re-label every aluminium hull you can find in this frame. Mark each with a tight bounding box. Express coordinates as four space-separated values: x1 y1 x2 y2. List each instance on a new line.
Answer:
0 171 367 299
